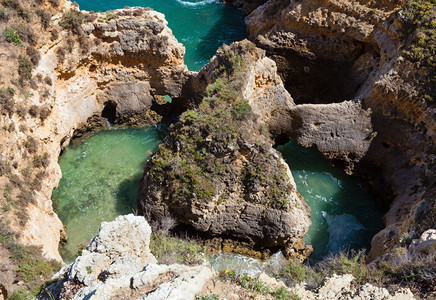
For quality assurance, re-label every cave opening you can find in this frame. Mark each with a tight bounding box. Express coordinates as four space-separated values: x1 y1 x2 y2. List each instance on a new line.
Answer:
101 101 117 125
268 41 380 105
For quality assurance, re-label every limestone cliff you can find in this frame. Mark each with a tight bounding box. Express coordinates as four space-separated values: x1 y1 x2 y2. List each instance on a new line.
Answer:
236 0 436 260
0 1 189 293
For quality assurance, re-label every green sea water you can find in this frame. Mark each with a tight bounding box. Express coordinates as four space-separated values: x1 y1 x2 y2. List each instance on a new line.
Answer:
277 140 384 260
75 0 246 71
52 126 166 262
54 1 384 263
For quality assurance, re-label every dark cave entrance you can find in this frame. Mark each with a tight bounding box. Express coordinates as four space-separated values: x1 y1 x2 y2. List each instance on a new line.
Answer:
101 101 117 125
266 40 380 105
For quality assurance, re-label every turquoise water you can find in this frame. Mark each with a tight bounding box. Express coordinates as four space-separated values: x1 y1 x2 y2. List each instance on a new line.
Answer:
277 140 384 260
75 0 246 71
52 127 166 262
54 1 384 263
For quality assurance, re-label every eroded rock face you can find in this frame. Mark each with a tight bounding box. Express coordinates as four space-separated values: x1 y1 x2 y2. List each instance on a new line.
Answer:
138 41 311 256
0 3 189 261
243 0 436 260
290 101 373 170
186 39 373 170
52 215 214 300
290 274 415 300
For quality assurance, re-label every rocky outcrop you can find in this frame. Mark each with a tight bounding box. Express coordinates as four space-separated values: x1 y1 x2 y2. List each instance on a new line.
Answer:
290 274 415 300
290 101 373 170
138 41 311 258
47 214 214 300
0 2 189 262
186 39 374 169
242 0 436 260
410 229 436 256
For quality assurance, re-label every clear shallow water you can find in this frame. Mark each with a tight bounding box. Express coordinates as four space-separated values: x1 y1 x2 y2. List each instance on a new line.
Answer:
75 0 247 71
277 140 384 260
52 126 166 262
55 1 384 265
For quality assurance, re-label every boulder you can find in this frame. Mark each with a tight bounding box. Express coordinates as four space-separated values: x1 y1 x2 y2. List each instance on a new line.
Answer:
55 214 214 300
414 229 436 256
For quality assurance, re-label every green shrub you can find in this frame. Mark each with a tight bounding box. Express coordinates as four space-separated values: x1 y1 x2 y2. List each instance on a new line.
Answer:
8 289 28 300
13 24 36 45
0 222 61 286
150 233 206 265
198 295 219 300
10 244 61 282
232 99 251 120
281 260 324 288
4 27 22 45
60 10 84 33
272 287 299 300
0 8 11 21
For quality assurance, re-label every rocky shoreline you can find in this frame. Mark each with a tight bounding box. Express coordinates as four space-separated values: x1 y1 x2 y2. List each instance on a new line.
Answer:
0 0 434 298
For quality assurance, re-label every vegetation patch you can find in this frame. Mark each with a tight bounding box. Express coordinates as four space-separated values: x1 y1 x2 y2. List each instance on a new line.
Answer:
18 55 33 84
3 27 21 45
145 43 294 211
60 10 84 34
150 232 207 266
402 0 436 104
218 270 300 300
0 222 61 296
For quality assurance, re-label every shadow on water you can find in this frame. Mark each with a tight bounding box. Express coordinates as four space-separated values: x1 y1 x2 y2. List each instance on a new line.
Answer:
114 176 142 215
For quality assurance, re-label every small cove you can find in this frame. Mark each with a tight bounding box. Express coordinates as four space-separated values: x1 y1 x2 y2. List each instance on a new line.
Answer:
52 126 166 262
54 0 384 266
277 140 384 261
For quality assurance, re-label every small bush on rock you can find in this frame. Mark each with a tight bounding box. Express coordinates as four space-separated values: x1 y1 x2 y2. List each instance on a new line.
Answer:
26 46 40 66
4 27 21 45
18 55 33 83
60 10 84 34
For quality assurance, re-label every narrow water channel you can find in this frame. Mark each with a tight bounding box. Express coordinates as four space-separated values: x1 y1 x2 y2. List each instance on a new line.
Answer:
54 0 384 265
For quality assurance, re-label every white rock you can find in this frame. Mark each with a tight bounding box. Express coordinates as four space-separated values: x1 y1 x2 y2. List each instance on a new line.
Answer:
415 229 436 255
63 214 214 300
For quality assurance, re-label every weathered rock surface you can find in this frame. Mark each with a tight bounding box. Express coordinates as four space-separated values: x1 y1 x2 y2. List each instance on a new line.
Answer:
50 214 214 300
290 274 415 300
139 40 311 257
187 39 373 169
0 2 190 262
290 101 373 170
243 0 436 260
411 229 436 256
